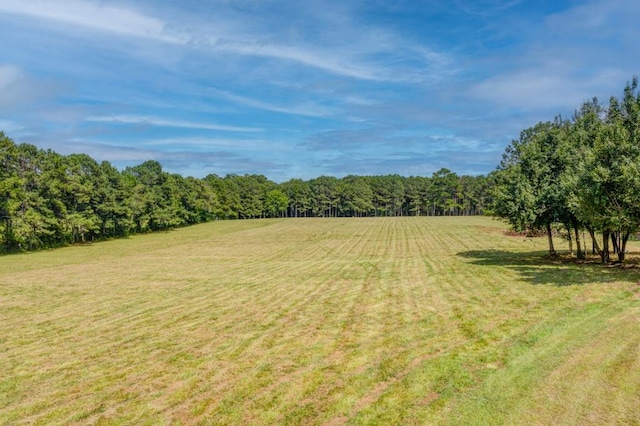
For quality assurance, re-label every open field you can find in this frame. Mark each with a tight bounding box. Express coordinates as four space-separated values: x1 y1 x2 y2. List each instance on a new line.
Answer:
1 216 639 425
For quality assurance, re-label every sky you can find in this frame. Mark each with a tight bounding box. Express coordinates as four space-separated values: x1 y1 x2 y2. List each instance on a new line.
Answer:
1 0 639 182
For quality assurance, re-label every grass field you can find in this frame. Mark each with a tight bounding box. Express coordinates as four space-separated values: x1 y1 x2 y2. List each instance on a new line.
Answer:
1 216 639 425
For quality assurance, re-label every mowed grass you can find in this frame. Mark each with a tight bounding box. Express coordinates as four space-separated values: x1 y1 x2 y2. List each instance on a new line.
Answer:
1 217 639 425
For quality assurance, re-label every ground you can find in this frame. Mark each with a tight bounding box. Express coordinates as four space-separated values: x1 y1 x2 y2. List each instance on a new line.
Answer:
1 217 639 424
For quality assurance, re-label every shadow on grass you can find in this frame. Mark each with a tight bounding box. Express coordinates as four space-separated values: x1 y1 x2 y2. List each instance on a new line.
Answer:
0 234 141 256
457 249 640 286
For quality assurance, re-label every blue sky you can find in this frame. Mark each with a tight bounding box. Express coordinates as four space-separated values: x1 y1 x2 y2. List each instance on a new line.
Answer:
1 0 639 182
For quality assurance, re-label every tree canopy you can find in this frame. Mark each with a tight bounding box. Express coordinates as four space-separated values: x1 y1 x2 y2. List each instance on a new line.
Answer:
491 76 640 263
0 132 489 252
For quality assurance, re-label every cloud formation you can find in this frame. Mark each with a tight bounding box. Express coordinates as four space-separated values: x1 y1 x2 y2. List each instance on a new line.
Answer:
0 0 638 181
0 0 180 42
85 115 263 132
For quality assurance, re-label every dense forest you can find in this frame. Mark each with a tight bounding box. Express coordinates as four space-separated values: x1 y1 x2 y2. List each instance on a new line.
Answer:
0 132 490 252
491 76 640 263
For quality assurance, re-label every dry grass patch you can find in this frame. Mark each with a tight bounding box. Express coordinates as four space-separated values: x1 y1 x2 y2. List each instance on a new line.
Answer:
1 217 639 424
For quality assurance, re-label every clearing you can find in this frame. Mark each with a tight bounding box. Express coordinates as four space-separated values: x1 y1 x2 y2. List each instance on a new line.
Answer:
1 217 639 424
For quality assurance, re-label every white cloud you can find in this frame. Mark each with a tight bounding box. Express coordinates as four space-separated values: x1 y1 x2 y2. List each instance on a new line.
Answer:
454 0 524 16
546 0 640 34
469 0 640 113
84 115 262 132
209 88 338 118
0 64 62 112
197 30 453 83
0 65 20 90
139 137 292 152
0 119 23 133
470 68 630 114
344 96 378 106
208 39 387 81
0 0 452 83
0 0 184 43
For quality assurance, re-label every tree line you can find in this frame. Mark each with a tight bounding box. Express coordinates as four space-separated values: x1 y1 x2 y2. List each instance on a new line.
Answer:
490 76 640 263
0 132 490 252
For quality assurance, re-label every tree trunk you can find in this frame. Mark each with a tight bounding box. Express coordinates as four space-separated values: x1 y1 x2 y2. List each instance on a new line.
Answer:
565 223 573 255
611 231 620 255
618 232 630 262
546 222 556 256
587 227 609 263
602 230 610 263
3 216 13 251
572 219 584 260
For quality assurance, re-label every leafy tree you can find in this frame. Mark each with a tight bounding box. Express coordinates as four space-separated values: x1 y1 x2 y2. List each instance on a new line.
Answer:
568 86 640 262
491 76 640 263
428 168 458 216
180 176 220 223
281 178 312 218
403 176 428 216
0 133 21 250
205 174 240 219
369 175 404 216
95 161 133 237
308 176 340 217
265 189 289 218
338 176 373 217
224 174 271 219
492 121 580 256
124 160 171 231
59 154 101 242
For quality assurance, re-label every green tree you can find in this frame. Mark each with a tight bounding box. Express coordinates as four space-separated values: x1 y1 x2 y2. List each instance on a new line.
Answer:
205 174 240 219
0 133 22 250
265 189 289 218
492 121 580 256
94 161 134 237
339 176 373 217
403 176 428 216
428 168 458 216
568 85 640 262
281 178 312 218
309 176 339 217
123 160 172 231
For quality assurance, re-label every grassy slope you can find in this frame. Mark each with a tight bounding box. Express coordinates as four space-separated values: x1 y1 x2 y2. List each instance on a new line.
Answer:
0 217 638 425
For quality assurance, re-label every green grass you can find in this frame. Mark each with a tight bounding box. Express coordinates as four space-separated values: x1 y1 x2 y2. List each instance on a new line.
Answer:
1 217 639 424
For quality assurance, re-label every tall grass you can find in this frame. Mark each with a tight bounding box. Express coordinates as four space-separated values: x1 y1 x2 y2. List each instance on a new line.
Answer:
1 217 638 424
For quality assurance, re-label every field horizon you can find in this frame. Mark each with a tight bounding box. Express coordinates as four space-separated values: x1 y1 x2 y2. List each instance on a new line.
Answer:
1 216 639 424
